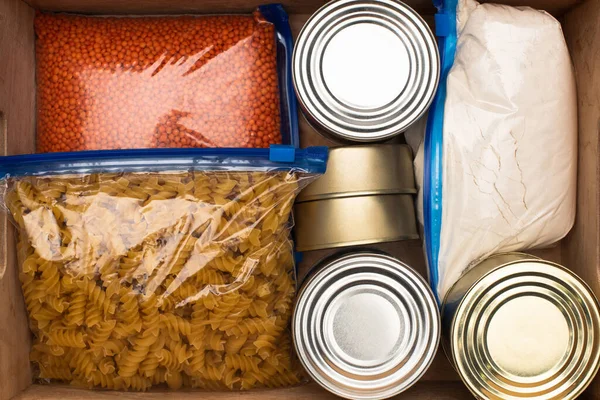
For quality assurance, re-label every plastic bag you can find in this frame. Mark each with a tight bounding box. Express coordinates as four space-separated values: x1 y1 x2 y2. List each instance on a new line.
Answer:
0 146 327 391
423 0 577 301
34 5 299 152
404 114 427 233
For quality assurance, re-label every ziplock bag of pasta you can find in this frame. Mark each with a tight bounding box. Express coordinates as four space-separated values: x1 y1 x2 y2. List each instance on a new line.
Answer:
0 146 327 391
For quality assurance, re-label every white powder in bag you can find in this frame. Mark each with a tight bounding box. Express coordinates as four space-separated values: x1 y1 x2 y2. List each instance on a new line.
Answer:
404 114 426 232
419 0 577 298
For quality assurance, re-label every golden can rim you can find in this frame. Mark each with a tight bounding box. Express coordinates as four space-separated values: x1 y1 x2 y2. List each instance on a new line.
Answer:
297 144 416 203
294 194 419 252
442 254 600 400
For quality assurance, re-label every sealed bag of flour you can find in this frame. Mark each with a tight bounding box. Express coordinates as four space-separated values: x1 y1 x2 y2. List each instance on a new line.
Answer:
422 0 577 301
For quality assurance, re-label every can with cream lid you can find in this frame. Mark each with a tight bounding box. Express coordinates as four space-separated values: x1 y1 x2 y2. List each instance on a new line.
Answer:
293 0 440 143
293 250 440 399
442 252 600 400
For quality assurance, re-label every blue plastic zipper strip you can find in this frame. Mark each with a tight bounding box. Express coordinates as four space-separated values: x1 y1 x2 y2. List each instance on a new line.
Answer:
424 0 459 303
0 146 328 178
260 4 300 148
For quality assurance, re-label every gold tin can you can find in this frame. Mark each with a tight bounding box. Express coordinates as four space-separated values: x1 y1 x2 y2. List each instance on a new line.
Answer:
297 144 416 202
442 253 600 400
294 144 418 252
295 195 419 251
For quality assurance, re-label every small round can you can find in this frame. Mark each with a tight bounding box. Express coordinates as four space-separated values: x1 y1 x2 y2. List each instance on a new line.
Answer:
296 144 416 202
293 0 439 143
293 250 440 400
293 144 419 252
294 195 419 251
442 253 600 400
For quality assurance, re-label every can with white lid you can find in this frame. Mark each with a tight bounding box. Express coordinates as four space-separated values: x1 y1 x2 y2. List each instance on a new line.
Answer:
442 252 600 400
293 250 440 399
293 0 440 143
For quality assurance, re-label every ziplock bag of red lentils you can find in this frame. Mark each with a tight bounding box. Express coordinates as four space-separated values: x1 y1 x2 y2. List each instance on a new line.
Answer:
35 4 299 152
422 0 576 303
0 146 327 391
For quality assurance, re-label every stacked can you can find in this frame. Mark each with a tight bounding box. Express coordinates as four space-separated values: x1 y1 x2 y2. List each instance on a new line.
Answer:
291 1 441 398
294 144 419 251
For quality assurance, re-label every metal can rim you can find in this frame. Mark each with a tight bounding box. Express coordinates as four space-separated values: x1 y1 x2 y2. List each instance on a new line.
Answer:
293 194 419 252
292 0 440 143
293 250 440 400
296 144 417 203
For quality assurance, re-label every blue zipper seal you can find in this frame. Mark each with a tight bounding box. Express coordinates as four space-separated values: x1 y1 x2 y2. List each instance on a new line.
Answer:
0 146 329 178
260 4 300 148
424 0 459 304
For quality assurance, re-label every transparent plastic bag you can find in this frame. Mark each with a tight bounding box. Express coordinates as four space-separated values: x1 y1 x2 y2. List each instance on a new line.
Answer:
35 5 297 152
0 147 327 391
423 0 577 300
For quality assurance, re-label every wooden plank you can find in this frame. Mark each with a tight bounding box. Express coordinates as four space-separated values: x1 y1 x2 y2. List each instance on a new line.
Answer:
14 381 473 400
0 0 36 155
563 0 600 398
22 0 433 15
0 1 36 400
21 0 577 16
562 0 600 307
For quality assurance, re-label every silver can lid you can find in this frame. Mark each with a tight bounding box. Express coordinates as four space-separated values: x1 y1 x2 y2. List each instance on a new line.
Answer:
293 251 440 400
293 0 440 142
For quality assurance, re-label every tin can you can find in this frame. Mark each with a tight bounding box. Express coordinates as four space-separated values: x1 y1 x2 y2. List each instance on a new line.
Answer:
293 251 440 400
297 144 416 202
293 0 440 143
294 195 418 251
442 253 600 400
294 144 418 251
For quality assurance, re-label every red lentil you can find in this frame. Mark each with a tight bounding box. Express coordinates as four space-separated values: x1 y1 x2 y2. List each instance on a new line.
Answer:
35 11 282 152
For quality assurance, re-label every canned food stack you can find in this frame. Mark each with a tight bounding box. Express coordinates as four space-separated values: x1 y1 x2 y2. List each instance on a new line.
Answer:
294 144 419 251
290 0 600 399
0 0 598 399
290 0 445 397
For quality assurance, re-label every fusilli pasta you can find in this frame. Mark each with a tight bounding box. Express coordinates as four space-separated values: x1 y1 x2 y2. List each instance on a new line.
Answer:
6 171 306 391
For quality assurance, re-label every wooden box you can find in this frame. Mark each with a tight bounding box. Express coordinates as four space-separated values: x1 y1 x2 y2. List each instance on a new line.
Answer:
0 0 598 398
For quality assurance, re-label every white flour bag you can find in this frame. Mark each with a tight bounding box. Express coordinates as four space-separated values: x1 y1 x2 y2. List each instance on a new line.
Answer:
423 0 577 300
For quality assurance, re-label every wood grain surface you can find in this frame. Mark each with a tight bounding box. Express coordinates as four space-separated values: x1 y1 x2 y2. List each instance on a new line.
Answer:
0 0 596 399
563 0 600 398
22 0 578 16
0 1 36 400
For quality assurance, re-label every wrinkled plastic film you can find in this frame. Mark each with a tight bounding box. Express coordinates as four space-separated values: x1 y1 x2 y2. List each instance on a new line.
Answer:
35 8 292 152
0 148 327 390
424 0 577 301
423 0 458 303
